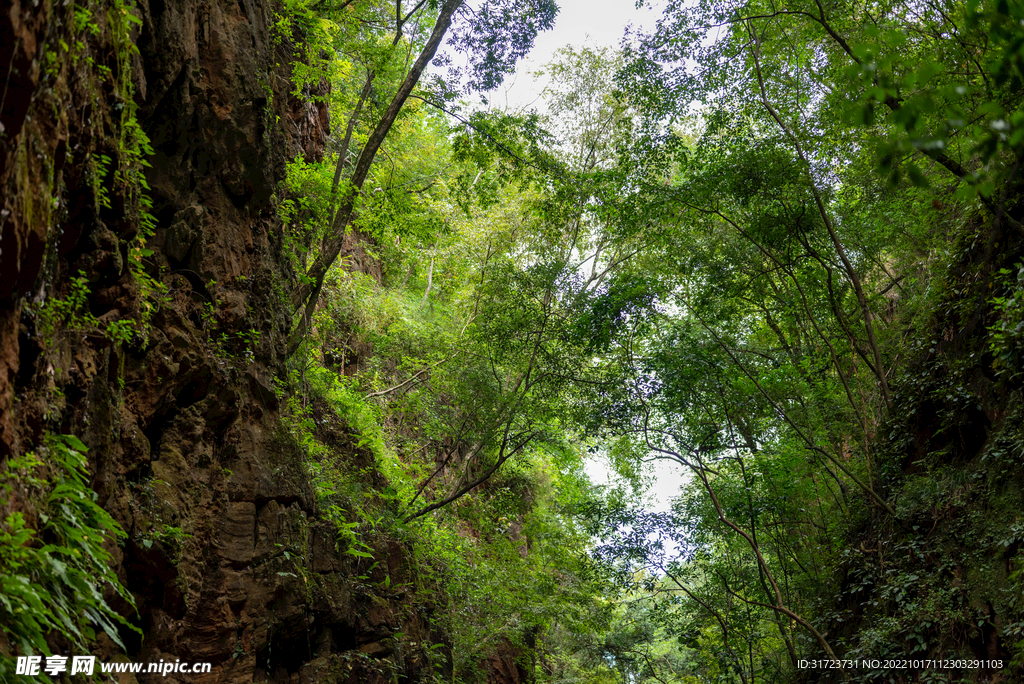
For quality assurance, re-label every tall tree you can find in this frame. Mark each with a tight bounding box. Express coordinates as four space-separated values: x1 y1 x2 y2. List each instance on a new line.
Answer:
287 0 558 351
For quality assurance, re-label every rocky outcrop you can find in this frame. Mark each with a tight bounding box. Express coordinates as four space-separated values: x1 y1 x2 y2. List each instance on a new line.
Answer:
0 0 521 681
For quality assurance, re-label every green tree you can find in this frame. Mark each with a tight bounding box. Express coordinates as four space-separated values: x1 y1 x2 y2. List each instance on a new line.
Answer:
286 0 559 350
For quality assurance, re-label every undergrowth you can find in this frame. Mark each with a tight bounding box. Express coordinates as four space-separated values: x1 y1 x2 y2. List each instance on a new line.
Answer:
276 264 607 681
0 435 138 681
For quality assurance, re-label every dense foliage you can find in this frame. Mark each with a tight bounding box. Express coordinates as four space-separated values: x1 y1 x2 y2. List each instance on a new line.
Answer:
269 0 1024 678
4 0 1023 680
270 0 1024 679
0 436 137 682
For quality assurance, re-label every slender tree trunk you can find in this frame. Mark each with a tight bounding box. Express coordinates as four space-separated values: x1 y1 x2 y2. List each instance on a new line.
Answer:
747 26 892 408
420 252 434 308
329 70 375 203
288 0 464 351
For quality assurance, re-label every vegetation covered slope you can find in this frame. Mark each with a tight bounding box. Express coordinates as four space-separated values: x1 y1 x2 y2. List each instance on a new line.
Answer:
1 0 1023 682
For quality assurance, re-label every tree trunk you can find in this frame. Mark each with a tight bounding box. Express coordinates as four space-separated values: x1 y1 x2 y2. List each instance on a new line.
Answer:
288 0 463 324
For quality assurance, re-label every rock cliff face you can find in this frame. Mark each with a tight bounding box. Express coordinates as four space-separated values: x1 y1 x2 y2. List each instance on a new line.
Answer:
0 0 517 681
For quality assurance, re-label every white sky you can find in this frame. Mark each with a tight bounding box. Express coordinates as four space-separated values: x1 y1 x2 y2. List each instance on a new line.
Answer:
489 0 662 110
585 453 690 513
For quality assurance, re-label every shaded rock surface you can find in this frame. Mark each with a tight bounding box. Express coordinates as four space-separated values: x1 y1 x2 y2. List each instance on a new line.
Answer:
0 0 525 681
